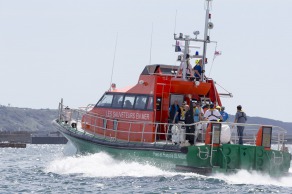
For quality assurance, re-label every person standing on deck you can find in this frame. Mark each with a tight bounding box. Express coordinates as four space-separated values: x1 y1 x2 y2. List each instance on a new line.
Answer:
169 100 181 124
193 101 203 123
180 101 187 121
168 100 181 140
234 105 247 145
203 104 222 121
184 95 195 145
220 106 229 122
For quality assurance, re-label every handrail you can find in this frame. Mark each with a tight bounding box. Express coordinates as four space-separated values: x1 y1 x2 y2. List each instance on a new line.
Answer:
58 104 287 151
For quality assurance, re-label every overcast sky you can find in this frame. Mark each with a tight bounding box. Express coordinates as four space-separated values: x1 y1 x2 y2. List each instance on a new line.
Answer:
1 0 292 122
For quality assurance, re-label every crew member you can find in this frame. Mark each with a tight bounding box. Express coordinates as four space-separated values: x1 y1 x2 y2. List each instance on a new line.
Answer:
168 100 181 140
220 106 229 122
204 104 222 121
193 101 203 122
234 105 247 145
184 95 195 145
193 59 202 81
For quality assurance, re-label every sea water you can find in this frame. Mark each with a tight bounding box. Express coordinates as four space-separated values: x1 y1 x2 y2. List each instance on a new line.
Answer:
1 143 292 193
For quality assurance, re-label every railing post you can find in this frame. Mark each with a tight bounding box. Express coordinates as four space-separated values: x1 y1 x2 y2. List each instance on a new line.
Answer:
103 118 107 139
128 123 132 142
94 116 97 136
277 130 280 151
154 123 158 144
141 123 145 142
209 123 214 167
114 120 118 140
58 103 61 122
59 99 63 122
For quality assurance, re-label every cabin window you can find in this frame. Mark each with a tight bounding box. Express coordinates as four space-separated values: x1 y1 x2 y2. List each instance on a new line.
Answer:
156 97 162 110
103 118 107 130
160 67 176 75
113 119 118 130
134 96 147 110
147 97 153 110
96 94 113 107
112 94 124 108
123 95 135 109
170 94 184 107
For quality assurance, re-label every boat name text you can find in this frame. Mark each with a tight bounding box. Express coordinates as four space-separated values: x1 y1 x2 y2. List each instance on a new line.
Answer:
106 110 150 120
153 152 186 160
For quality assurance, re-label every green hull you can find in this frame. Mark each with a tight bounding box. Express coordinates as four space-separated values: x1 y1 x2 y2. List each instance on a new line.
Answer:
62 132 189 171
54 121 291 176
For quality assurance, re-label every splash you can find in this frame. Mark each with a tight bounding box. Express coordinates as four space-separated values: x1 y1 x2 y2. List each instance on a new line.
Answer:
45 152 198 178
212 169 292 187
46 144 292 185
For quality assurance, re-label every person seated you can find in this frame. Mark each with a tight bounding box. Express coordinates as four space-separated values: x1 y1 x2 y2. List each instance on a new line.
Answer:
135 98 146 109
177 54 193 79
193 59 202 81
124 100 132 108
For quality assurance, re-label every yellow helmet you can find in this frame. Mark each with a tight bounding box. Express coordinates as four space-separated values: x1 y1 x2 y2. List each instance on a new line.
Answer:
216 106 221 110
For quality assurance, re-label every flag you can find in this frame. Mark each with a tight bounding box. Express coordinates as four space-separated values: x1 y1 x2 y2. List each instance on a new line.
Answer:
214 51 222 56
175 41 181 52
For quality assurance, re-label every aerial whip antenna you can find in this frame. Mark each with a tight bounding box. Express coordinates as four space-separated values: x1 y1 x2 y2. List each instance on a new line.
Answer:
173 10 178 34
109 32 118 91
209 42 217 76
173 10 178 75
149 23 153 65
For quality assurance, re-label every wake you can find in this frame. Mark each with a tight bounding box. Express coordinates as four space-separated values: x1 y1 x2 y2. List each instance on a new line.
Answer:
45 152 197 178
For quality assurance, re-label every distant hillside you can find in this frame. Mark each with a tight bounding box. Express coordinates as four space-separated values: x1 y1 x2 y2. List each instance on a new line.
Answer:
0 106 292 134
0 106 58 132
228 115 292 134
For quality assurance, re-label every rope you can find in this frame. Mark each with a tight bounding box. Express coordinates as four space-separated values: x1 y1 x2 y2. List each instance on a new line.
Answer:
215 82 232 95
208 42 217 77
109 32 118 91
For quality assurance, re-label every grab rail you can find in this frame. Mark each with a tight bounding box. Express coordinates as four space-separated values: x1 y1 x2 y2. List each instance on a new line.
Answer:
58 103 287 151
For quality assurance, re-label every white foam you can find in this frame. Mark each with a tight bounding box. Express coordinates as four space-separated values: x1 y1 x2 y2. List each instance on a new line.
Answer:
212 169 292 187
46 146 292 186
45 152 198 178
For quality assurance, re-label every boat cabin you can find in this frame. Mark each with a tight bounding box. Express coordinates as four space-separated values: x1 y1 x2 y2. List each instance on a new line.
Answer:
81 64 222 142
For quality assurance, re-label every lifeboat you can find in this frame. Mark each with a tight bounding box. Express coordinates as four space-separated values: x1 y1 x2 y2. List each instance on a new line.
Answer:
53 0 291 176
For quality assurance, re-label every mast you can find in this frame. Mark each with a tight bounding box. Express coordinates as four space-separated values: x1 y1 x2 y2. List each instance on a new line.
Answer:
182 36 190 80
174 0 213 82
202 0 212 82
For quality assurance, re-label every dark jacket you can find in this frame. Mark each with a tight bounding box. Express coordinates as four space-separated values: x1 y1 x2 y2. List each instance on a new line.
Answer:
169 104 181 121
184 102 194 124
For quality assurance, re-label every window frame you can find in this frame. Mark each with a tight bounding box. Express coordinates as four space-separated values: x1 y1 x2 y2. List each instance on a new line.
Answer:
112 94 125 108
95 94 114 107
123 95 136 109
134 95 148 110
95 93 153 111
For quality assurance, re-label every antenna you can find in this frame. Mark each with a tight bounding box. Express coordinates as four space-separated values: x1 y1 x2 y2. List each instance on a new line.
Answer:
201 0 212 82
173 10 178 75
173 10 178 34
208 42 217 77
109 32 118 91
149 23 153 65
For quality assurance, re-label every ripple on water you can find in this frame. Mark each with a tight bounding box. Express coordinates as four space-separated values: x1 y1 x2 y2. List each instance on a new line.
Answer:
0 144 291 193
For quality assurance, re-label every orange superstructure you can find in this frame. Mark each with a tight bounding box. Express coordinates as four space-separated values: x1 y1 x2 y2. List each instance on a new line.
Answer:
81 64 222 142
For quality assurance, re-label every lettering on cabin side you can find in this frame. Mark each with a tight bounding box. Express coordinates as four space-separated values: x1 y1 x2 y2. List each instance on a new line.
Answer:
153 152 186 160
106 110 150 121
